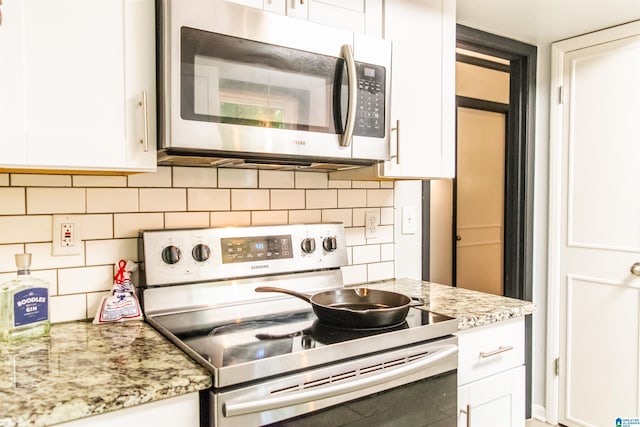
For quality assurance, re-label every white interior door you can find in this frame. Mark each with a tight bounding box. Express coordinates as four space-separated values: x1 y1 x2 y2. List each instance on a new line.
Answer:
557 31 640 427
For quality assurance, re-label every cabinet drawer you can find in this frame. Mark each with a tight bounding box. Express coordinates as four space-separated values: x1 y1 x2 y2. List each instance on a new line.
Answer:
457 317 524 385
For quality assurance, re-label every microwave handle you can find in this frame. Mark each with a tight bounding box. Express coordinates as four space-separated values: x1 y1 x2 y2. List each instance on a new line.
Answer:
340 44 357 147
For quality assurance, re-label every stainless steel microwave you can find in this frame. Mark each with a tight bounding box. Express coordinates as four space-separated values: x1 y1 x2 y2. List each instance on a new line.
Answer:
156 0 391 170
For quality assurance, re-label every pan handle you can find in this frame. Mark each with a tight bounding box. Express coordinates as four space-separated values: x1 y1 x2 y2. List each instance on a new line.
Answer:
254 286 313 304
409 296 425 308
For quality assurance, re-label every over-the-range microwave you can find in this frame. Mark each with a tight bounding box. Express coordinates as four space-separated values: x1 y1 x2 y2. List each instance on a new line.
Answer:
156 0 392 170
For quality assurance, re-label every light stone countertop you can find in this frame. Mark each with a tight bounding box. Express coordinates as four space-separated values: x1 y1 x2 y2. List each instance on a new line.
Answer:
0 280 533 427
0 321 211 427
350 278 535 329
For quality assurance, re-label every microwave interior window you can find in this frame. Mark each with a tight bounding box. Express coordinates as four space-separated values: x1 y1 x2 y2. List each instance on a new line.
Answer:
181 27 346 133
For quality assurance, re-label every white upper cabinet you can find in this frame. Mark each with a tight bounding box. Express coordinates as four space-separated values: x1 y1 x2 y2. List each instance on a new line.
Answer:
225 0 382 36
0 0 156 173
330 0 455 180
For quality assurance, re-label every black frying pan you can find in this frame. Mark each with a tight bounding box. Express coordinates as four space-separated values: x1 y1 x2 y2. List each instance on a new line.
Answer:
254 286 423 328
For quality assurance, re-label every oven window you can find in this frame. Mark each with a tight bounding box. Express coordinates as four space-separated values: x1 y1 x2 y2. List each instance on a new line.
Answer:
265 370 457 427
181 27 347 133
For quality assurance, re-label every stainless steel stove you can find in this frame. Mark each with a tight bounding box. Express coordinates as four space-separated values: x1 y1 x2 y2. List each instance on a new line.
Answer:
139 223 458 427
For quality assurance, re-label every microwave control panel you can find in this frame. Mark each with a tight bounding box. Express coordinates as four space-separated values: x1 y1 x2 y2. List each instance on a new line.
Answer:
354 63 386 138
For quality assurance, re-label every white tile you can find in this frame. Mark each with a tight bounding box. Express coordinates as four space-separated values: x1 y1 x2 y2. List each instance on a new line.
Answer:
271 190 305 210
352 244 380 264
173 167 217 188
87 291 111 320
306 190 337 209
72 175 126 187
82 214 113 240
232 189 270 210
288 210 321 224
367 189 394 207
352 208 378 227
367 261 394 281
0 215 51 244
0 174 8 186
346 247 353 265
341 264 367 285
352 180 379 189
165 212 210 228
252 210 288 225
368 224 394 244
328 180 351 189
210 211 251 227
337 189 366 208
127 166 172 187
0 188 25 215
25 243 85 269
114 213 164 238
295 172 328 189
50 294 87 323
380 181 394 189
87 188 138 213
0 269 56 296
345 227 366 246
321 209 352 226
58 265 113 295
381 243 394 262
0 244 25 272
259 171 294 188
380 207 394 225
11 174 71 187
219 168 258 188
85 238 138 265
139 189 186 212
27 188 85 214
188 189 230 211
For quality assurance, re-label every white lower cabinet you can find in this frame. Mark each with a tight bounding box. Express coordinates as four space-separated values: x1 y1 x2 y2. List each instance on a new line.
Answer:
456 317 525 427
53 392 200 427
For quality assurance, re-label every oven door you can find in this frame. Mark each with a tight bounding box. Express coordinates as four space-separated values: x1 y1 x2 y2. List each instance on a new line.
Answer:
160 0 390 163
209 336 457 427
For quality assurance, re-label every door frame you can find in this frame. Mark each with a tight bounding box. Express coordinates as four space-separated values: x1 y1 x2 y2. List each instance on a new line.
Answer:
422 24 537 417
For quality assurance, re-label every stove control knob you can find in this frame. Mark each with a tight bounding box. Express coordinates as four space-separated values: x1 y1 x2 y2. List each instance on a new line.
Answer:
161 245 182 265
300 237 316 254
192 244 211 262
323 236 338 252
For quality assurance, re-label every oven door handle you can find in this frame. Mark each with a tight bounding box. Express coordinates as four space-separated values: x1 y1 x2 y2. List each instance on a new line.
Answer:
223 344 457 418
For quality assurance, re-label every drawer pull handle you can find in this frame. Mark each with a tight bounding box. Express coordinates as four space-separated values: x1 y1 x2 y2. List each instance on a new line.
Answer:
480 345 513 358
460 404 471 427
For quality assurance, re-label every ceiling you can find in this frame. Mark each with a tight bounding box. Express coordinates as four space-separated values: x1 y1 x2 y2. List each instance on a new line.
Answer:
456 0 640 45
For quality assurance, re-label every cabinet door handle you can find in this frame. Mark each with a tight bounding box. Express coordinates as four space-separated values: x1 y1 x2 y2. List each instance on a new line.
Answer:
460 404 471 427
0 0 3 27
391 119 400 164
139 91 149 152
480 345 514 358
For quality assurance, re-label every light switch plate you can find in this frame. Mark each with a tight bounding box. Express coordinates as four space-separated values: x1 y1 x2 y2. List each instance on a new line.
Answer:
401 206 416 235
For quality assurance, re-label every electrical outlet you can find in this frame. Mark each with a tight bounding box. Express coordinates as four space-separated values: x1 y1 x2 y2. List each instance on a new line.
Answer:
53 215 82 256
365 211 379 239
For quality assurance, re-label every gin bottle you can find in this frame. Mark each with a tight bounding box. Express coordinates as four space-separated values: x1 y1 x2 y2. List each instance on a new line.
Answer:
0 253 50 341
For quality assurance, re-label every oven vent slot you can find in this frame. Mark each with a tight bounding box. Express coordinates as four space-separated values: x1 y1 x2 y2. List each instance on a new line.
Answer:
270 352 433 396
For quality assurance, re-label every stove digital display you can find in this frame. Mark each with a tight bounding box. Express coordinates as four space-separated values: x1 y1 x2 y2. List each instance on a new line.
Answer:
221 234 293 263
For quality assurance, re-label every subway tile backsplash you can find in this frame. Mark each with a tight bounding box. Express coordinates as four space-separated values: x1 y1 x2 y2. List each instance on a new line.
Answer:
0 167 396 323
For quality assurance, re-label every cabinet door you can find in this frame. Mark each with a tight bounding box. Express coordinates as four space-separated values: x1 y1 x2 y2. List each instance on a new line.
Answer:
124 0 157 171
0 0 27 166
24 0 127 169
382 0 455 178
458 365 525 427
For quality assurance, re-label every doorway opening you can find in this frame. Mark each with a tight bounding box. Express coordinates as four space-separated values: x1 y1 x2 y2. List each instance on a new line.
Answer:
422 24 537 416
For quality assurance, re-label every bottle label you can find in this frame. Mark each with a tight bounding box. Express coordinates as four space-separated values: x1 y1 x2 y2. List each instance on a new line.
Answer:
13 287 49 327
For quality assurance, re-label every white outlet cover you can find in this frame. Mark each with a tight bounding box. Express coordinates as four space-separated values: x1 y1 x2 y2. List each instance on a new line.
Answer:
364 211 379 239
52 215 83 256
